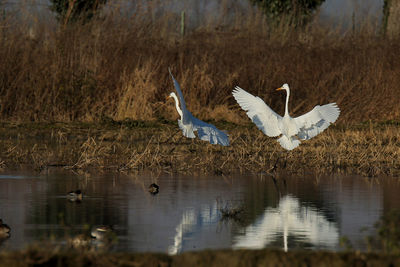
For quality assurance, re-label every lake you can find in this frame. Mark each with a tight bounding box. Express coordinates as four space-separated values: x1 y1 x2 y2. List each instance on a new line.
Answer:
0 170 399 253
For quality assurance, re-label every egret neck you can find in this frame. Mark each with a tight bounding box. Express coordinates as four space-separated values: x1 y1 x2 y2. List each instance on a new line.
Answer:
170 93 183 120
284 87 290 117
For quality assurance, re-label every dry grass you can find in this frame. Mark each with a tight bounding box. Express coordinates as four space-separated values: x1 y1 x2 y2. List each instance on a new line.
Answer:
0 245 399 267
0 122 398 177
0 2 399 124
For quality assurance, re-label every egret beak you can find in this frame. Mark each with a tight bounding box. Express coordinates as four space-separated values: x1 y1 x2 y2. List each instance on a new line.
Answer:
166 95 171 101
276 87 284 91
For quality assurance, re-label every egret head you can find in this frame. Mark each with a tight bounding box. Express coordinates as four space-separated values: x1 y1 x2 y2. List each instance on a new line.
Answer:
276 83 289 91
166 92 176 101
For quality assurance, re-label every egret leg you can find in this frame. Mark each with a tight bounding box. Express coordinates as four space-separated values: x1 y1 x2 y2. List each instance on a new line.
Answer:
265 156 280 177
161 129 182 144
272 156 280 173
272 152 287 192
278 150 288 170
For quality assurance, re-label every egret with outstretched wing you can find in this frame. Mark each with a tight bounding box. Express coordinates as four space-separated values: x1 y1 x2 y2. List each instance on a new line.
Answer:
232 84 339 150
167 70 229 146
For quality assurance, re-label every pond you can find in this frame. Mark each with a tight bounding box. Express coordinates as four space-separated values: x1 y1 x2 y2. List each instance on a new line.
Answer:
0 171 399 253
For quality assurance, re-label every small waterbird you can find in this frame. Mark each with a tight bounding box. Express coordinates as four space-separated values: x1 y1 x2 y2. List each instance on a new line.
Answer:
148 183 159 195
91 225 114 240
0 219 10 238
67 189 83 202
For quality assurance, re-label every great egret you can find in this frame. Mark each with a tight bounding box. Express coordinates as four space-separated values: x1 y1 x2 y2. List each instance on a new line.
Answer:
232 84 340 150
167 69 229 146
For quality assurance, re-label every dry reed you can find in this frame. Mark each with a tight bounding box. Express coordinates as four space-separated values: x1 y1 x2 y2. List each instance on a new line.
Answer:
0 2 399 124
0 122 398 177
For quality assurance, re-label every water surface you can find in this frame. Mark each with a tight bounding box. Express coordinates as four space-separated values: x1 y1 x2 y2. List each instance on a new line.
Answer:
0 171 399 253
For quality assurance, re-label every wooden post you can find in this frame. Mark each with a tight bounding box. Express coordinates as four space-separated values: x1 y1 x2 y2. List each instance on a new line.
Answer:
385 0 400 37
181 11 185 37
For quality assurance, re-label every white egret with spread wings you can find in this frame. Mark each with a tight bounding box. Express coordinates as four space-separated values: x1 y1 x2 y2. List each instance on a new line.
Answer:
232 84 340 150
167 70 229 146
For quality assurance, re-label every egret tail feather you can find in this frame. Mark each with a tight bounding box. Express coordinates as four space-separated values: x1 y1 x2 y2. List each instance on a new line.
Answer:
277 135 300 151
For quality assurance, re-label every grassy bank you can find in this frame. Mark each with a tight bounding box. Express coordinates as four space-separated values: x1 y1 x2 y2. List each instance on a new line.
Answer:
0 247 399 267
0 121 399 177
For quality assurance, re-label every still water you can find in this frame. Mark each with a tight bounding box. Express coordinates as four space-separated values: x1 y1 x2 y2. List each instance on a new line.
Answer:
0 171 399 253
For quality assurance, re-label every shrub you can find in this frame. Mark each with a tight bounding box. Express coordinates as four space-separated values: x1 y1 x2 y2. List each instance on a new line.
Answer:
49 0 107 25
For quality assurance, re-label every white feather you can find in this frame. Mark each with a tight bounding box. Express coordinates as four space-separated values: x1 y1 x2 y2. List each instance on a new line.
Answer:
169 69 230 146
232 86 281 137
278 135 301 151
232 84 339 150
295 103 340 140
178 119 196 138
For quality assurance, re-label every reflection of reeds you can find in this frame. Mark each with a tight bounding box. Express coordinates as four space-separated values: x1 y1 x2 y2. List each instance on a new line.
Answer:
0 122 398 177
0 2 399 123
218 200 245 223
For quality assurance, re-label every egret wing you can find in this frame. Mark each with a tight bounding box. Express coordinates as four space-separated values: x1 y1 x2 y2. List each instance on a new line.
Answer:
178 119 196 138
294 103 340 140
192 117 230 146
169 68 187 111
232 86 282 137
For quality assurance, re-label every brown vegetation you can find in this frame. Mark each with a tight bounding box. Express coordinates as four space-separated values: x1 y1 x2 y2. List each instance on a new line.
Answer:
0 2 399 124
0 122 398 177
0 246 399 267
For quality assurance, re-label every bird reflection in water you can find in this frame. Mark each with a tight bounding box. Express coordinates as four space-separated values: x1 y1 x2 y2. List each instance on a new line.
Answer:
168 202 220 255
233 188 339 252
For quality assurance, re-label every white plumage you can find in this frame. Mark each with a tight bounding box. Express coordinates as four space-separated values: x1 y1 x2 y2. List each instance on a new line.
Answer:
168 69 229 146
232 83 340 150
